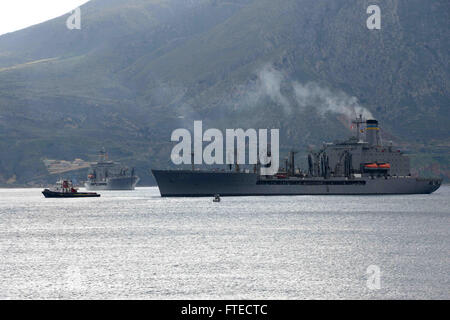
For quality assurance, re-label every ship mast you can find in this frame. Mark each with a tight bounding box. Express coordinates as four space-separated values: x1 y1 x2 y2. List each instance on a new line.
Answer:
98 148 107 162
289 150 298 176
352 114 364 142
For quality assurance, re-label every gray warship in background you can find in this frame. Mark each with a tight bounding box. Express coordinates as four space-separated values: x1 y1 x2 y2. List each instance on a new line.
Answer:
85 150 139 190
152 117 442 196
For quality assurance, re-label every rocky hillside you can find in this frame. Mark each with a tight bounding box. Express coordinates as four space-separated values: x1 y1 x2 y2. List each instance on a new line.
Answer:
0 0 448 186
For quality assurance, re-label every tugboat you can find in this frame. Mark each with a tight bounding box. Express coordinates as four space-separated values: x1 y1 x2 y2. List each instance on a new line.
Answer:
42 179 100 198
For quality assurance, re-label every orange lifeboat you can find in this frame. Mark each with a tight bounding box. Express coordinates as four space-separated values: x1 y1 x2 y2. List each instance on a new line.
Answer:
364 163 378 169
378 163 391 169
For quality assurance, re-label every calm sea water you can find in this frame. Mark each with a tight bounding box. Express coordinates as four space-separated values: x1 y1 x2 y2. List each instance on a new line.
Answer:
0 186 449 299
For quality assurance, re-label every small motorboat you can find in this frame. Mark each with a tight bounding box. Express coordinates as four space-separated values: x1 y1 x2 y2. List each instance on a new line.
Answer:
213 194 221 202
42 179 100 198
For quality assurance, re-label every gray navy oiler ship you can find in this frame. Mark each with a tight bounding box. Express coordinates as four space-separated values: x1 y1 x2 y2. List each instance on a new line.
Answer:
85 150 139 190
152 117 442 196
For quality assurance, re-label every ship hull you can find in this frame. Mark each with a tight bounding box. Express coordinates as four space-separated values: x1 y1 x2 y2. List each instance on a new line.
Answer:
152 170 442 197
42 189 100 198
85 176 139 190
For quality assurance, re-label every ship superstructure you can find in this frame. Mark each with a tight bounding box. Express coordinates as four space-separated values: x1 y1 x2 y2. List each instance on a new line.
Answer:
306 117 410 179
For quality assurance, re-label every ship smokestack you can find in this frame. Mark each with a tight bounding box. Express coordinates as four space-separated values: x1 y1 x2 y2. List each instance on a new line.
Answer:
366 119 380 146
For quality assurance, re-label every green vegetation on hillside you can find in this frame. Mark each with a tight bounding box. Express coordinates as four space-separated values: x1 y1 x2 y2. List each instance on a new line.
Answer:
0 0 448 186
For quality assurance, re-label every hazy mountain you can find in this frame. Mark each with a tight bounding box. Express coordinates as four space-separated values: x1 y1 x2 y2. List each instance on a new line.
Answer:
0 0 448 186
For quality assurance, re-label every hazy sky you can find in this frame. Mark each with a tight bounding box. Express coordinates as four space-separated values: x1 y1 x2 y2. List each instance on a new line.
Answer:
0 0 91 36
